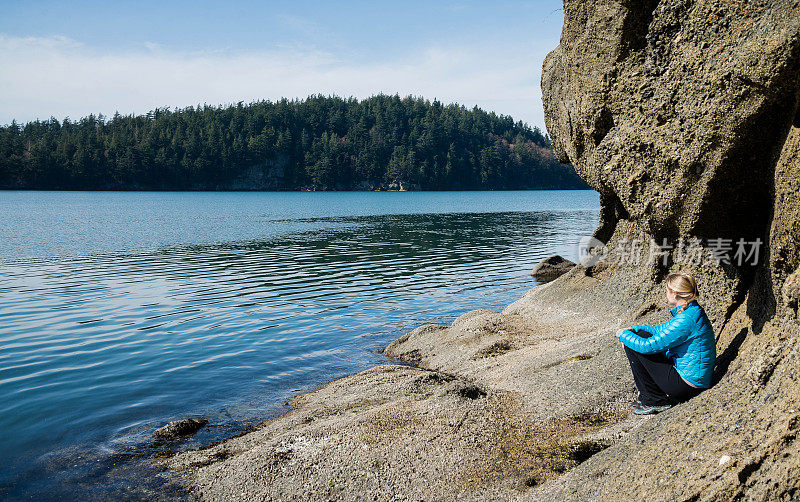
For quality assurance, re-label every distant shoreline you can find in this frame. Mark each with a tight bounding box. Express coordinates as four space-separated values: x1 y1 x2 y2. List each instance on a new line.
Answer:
0 94 589 192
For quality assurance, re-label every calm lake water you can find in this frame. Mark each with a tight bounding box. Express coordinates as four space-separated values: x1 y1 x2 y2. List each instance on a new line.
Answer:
0 190 599 500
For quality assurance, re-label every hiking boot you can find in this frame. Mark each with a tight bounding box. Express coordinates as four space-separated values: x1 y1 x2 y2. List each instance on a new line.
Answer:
631 401 673 415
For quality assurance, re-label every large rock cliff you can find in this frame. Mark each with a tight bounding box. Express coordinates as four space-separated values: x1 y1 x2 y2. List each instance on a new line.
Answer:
536 0 800 499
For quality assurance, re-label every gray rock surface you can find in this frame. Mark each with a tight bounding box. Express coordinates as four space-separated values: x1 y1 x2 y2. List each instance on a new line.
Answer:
535 0 800 499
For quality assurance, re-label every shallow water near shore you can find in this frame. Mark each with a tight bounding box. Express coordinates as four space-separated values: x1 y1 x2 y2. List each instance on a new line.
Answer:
0 190 599 500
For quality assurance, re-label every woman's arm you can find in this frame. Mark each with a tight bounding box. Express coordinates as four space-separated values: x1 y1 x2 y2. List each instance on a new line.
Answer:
630 323 655 335
619 315 695 354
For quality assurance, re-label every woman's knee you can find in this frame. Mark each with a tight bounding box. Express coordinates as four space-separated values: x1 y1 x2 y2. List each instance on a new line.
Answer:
623 345 646 364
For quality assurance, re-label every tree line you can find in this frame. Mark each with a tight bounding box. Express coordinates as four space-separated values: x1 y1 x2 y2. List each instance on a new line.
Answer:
0 94 588 191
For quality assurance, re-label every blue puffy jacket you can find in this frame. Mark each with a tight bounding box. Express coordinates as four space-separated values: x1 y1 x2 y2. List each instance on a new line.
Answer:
619 299 716 388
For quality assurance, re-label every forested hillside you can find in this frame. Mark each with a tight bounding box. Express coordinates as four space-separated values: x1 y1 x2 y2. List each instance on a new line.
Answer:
0 94 588 190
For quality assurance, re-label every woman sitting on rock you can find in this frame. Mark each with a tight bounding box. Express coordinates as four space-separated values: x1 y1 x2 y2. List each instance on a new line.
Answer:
617 272 716 415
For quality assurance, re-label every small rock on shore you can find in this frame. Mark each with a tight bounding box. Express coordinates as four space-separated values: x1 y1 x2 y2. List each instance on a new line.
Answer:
153 418 208 440
531 255 576 282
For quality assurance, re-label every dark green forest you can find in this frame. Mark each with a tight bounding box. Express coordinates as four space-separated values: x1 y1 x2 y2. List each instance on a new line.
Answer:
0 94 587 191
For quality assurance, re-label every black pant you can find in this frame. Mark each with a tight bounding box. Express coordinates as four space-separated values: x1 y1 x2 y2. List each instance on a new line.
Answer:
623 341 703 406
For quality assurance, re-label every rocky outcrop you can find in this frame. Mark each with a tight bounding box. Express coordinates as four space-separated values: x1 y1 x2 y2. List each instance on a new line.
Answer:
543 0 800 249
535 0 800 499
161 2 800 500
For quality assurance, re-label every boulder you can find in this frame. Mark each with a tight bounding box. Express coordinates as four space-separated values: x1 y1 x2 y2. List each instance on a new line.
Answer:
153 418 208 440
531 255 576 282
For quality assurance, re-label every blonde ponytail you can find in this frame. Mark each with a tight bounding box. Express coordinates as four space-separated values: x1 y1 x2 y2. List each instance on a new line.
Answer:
666 272 699 312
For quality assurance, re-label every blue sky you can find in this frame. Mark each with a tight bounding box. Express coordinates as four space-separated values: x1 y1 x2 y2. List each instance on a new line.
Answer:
0 1 564 128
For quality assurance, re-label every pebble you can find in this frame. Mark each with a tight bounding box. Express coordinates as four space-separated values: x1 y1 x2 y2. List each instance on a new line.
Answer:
719 455 731 466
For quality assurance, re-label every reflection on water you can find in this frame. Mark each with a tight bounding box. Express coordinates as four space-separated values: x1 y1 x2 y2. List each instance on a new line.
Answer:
0 191 599 500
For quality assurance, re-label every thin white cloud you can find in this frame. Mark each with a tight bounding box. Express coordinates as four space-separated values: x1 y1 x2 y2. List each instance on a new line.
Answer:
0 34 551 129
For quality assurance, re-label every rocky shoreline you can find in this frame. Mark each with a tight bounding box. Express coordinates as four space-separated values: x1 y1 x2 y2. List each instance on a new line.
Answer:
157 230 798 500
157 261 670 500
160 0 800 499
